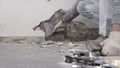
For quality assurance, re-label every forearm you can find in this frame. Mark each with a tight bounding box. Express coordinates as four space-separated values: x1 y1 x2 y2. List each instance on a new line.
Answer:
63 9 79 23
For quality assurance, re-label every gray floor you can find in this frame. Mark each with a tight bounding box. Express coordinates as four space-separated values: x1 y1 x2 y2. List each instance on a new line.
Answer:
0 43 71 68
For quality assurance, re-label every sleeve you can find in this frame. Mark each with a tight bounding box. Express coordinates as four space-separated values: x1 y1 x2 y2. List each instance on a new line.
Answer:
63 0 81 23
112 0 120 24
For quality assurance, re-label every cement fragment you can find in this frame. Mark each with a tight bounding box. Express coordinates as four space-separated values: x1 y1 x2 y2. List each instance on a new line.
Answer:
33 9 99 41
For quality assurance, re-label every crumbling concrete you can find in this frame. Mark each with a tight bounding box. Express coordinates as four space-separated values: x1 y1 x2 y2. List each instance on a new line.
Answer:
0 36 105 54
33 9 99 41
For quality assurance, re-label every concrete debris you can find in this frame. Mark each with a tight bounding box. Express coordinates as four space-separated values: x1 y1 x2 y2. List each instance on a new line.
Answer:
0 36 105 54
39 45 47 48
67 42 78 47
36 36 105 53
33 9 99 41
54 42 64 46
32 9 107 53
40 40 54 45
58 50 65 53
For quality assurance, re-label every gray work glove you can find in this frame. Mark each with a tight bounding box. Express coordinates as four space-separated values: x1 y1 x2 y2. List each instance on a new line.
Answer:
101 31 120 56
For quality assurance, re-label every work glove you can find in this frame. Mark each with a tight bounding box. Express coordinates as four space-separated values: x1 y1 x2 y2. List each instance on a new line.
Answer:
101 31 120 56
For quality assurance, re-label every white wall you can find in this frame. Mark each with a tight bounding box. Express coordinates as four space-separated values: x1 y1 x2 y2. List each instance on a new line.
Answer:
0 0 76 36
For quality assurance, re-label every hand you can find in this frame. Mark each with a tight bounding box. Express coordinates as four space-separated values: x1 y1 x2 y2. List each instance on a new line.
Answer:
101 31 120 56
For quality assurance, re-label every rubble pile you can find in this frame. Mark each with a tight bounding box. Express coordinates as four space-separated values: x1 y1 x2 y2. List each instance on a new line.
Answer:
36 36 105 53
33 9 99 41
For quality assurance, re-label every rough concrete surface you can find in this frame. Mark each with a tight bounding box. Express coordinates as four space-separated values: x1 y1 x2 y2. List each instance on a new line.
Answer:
0 43 71 68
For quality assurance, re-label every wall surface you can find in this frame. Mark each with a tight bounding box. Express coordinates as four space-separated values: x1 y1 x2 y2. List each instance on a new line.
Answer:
0 0 98 37
0 0 76 36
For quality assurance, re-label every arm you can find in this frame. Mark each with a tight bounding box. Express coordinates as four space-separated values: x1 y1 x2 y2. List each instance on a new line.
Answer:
63 0 81 23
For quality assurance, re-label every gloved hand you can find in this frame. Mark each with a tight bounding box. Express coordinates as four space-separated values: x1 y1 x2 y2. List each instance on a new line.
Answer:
101 31 120 56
